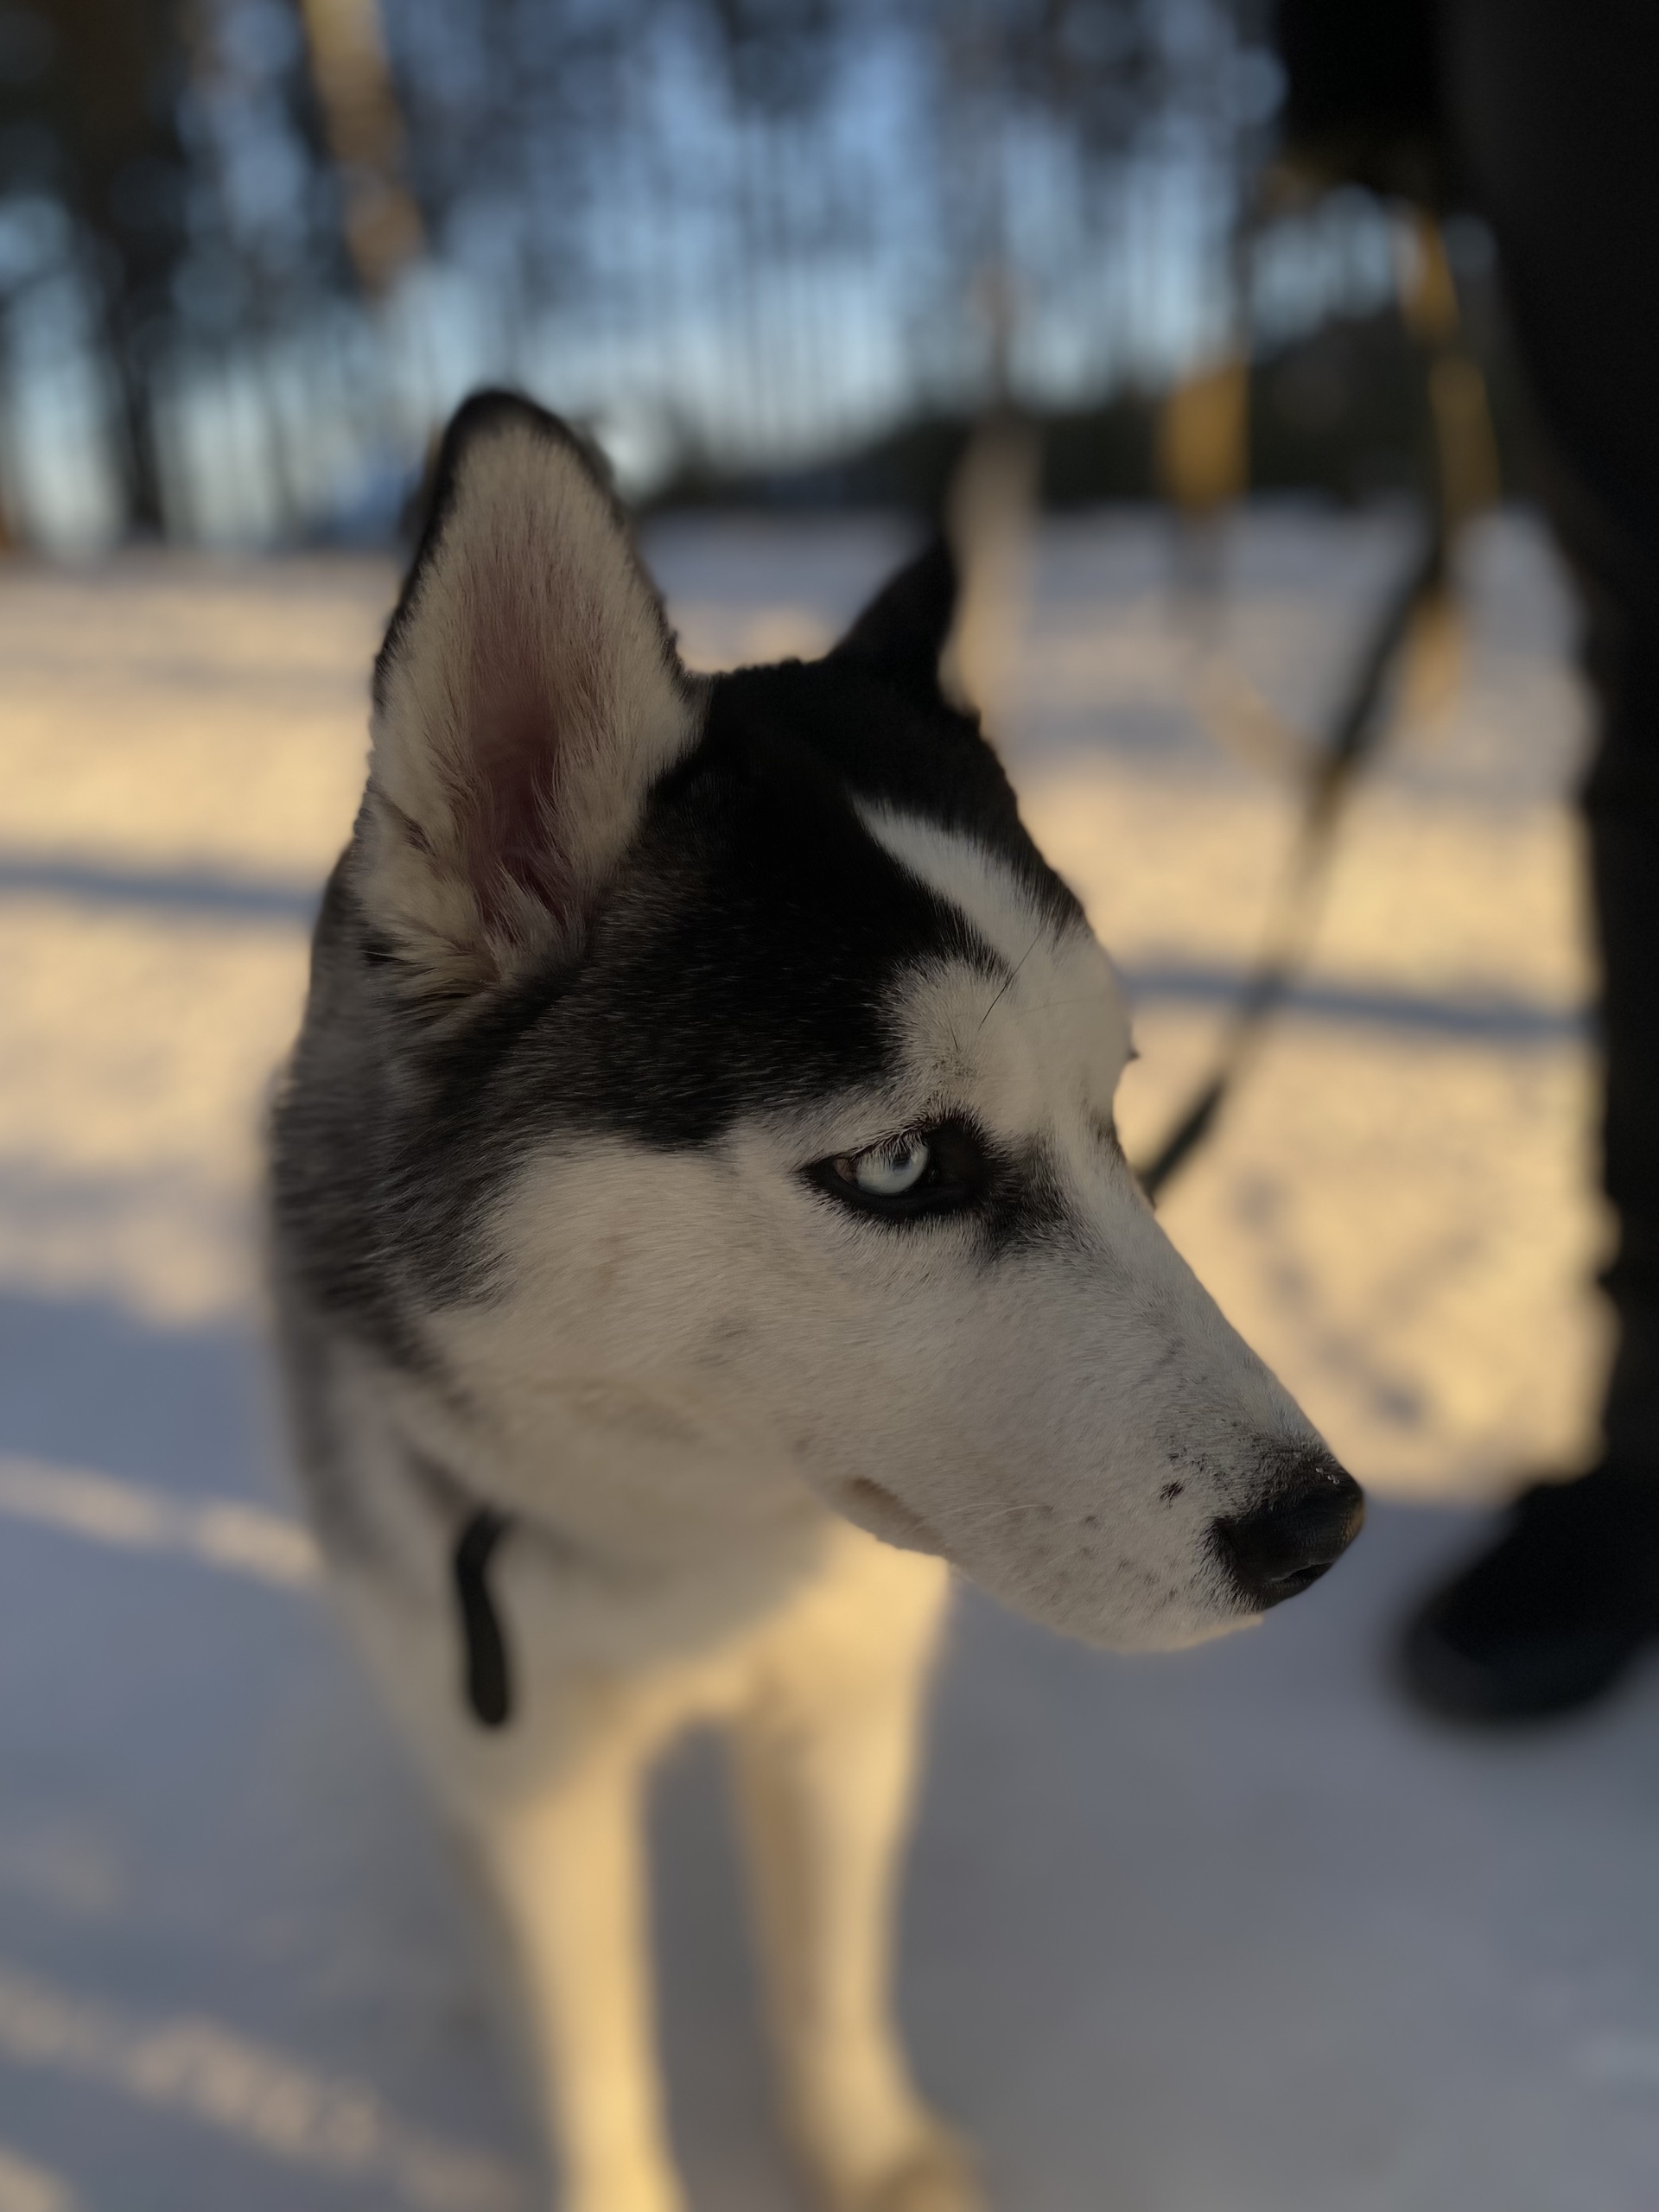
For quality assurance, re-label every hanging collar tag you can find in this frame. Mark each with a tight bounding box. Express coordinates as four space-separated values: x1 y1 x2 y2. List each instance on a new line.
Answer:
452 1507 514 1727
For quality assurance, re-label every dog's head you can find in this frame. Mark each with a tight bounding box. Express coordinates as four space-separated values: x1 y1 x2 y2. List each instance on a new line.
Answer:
302 391 1361 1650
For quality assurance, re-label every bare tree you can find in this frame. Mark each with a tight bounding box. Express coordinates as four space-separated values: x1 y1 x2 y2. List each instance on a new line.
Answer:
25 0 194 531
294 0 421 294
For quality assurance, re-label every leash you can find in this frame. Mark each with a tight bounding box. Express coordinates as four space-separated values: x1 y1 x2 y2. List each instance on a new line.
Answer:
1135 514 1448 1200
1132 210 1495 1202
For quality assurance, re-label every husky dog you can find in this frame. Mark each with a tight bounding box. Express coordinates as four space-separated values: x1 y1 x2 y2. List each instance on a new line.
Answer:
270 392 1363 2212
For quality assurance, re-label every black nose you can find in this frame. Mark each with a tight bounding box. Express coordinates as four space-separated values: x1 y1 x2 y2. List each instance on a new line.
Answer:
1212 1452 1365 1611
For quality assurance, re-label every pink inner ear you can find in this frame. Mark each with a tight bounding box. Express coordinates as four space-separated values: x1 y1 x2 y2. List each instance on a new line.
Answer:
454 555 612 945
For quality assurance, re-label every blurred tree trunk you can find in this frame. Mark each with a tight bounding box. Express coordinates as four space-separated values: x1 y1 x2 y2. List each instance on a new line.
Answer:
105 285 168 535
296 0 423 296
37 0 191 535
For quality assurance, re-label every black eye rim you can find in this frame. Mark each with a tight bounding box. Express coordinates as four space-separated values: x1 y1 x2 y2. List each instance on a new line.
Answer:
803 1116 995 1222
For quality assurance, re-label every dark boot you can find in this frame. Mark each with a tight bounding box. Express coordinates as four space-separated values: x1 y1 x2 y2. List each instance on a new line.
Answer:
1400 1463 1659 1723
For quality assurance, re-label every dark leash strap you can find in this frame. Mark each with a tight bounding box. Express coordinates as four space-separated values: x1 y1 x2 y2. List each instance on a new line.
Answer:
453 1506 514 1727
1135 197 1495 1204
1134 516 1448 1203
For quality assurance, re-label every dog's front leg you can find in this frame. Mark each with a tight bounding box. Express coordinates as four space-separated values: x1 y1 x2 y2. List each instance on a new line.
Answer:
473 1751 684 2212
728 1560 985 2212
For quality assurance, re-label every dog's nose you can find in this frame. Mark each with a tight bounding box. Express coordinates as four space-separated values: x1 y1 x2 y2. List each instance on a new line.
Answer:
1212 1451 1365 1611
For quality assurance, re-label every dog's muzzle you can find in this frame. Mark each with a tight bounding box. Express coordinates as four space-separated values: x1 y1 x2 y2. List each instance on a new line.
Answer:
1211 1450 1365 1611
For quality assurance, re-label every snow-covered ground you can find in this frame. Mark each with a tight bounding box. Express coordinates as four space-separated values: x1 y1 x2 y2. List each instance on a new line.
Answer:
0 512 1654 2211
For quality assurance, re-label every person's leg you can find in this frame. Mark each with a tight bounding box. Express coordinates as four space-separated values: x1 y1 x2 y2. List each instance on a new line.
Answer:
1402 0 1659 1719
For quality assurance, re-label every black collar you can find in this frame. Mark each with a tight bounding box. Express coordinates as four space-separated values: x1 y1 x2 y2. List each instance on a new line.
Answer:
453 1507 514 1728
403 1451 517 1729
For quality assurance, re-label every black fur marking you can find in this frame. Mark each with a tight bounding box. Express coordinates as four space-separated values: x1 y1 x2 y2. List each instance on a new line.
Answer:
803 1116 1070 1254
270 856 450 1369
830 537 958 702
714 639 1078 933
454 1506 514 1727
268 1291 388 1557
978 1136 1071 1255
805 1115 993 1222
270 444 1088 1357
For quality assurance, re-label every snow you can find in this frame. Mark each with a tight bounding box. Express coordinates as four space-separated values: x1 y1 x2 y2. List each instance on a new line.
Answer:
0 511 1653 2211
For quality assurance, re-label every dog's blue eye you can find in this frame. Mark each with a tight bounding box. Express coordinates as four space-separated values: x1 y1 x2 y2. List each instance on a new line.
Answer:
805 1119 991 1222
847 1136 931 1198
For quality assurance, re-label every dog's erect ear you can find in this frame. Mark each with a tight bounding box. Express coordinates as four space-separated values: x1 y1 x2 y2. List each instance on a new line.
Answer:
830 537 958 701
358 391 698 995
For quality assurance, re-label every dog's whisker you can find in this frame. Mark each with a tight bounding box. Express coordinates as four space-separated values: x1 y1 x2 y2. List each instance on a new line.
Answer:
974 928 1046 1036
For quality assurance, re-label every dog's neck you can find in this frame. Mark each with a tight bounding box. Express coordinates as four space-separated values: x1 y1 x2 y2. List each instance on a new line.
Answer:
368 1338 832 1599
366 1347 842 1727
